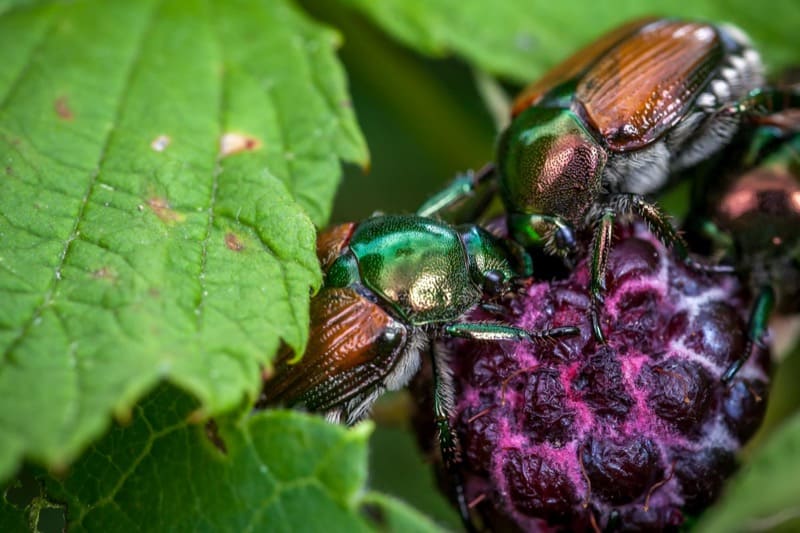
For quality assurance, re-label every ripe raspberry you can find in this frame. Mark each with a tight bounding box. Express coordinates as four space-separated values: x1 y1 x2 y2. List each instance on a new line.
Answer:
417 224 770 532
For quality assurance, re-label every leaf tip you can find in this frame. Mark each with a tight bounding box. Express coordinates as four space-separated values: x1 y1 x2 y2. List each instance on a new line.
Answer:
187 407 209 425
348 420 375 443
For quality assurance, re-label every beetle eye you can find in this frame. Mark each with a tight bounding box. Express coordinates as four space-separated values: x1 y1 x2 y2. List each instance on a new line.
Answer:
484 270 507 296
378 324 404 351
554 223 576 253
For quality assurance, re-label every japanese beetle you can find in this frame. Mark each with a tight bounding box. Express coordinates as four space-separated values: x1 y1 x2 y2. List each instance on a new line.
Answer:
258 214 577 528
685 109 800 382
420 18 777 341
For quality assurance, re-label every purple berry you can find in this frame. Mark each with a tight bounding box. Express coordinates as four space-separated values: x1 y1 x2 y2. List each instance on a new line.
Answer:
416 223 771 531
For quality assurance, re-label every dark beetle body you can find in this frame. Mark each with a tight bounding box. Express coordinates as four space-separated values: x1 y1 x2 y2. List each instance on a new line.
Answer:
262 285 412 424
500 17 764 247
420 18 768 343
696 133 800 310
260 215 576 530
686 112 800 380
261 215 569 424
327 216 497 324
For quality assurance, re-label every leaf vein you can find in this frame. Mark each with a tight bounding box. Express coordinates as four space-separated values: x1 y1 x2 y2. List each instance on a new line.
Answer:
196 2 225 330
0 0 163 433
0 6 57 110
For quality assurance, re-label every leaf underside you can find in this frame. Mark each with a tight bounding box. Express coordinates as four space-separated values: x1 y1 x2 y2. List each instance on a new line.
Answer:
4 387 439 532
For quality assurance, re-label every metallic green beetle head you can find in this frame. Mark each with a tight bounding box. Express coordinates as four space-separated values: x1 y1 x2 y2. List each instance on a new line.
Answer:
458 224 532 297
323 216 533 324
498 107 607 254
327 216 480 324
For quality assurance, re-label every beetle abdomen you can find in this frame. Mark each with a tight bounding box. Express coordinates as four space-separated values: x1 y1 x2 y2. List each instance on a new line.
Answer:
260 287 409 420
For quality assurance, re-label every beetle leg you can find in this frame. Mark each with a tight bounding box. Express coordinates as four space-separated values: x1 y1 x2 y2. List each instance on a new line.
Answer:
478 302 508 317
429 343 478 533
416 163 497 220
624 194 735 274
698 218 735 250
507 212 577 259
443 322 578 343
589 209 615 343
722 285 774 383
723 86 800 126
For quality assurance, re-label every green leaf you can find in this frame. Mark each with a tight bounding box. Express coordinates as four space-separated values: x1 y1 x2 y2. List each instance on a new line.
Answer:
360 492 444 533
695 413 800 533
0 489 28 532
3 387 438 532
341 0 800 83
0 0 366 482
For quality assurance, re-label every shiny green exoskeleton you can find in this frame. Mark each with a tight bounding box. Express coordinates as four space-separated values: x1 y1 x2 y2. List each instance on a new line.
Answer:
686 112 800 382
325 215 529 324
420 18 800 342
260 214 577 531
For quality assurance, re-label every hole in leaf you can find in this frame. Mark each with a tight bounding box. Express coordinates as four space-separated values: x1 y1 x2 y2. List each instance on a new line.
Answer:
37 505 66 533
4 468 39 508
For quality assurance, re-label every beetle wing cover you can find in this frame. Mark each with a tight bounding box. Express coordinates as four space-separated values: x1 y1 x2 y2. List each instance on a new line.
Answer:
260 287 407 412
316 222 356 272
577 20 723 151
511 17 655 117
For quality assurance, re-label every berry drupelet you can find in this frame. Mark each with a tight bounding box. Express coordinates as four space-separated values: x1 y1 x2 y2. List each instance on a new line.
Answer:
414 223 770 532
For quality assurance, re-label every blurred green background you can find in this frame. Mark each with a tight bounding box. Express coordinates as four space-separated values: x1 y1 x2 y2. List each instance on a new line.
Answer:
303 2 800 530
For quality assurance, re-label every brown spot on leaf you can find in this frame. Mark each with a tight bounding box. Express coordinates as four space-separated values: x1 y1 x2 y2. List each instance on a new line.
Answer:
92 266 118 283
148 287 161 299
147 196 185 224
340 99 353 109
150 134 171 152
54 96 74 120
225 232 244 251
219 132 262 156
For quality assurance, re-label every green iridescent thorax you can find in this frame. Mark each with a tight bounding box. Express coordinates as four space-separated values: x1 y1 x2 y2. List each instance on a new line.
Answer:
498 107 607 226
458 224 531 282
338 216 481 324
